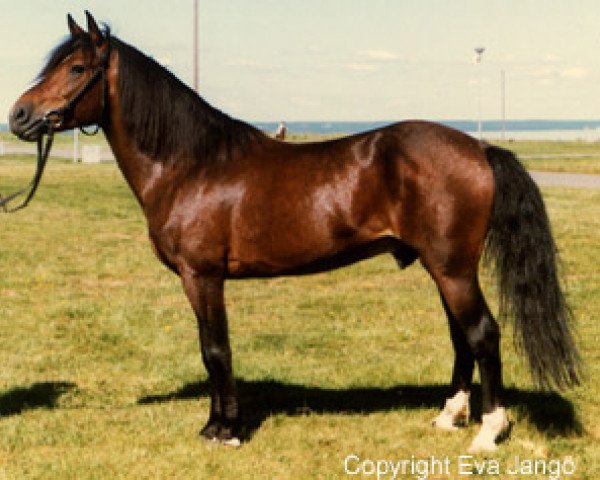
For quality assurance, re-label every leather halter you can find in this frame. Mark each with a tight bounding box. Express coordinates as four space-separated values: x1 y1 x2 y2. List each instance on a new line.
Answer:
0 39 111 212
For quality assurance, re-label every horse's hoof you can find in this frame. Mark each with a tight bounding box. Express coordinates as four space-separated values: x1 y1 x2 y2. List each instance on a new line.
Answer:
432 412 459 431
200 420 242 447
222 437 241 448
432 390 470 431
468 407 510 453
201 434 241 448
200 423 221 440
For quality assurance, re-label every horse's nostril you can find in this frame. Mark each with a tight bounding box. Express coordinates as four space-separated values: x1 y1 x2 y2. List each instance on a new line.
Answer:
13 106 29 124
9 102 34 133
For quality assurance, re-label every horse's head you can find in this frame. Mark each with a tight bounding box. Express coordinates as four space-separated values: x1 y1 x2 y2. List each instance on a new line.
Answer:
9 11 111 141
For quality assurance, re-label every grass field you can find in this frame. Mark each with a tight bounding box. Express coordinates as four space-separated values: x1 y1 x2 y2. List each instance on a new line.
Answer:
0 150 599 479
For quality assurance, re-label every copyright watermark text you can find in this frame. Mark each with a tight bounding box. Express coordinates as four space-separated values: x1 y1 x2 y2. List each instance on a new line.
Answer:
343 454 576 480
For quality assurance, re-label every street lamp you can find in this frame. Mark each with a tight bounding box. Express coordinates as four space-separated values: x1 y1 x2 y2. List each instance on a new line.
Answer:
474 47 485 63
474 47 485 139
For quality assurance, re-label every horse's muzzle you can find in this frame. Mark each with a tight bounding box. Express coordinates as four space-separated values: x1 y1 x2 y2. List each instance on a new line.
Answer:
9 101 48 142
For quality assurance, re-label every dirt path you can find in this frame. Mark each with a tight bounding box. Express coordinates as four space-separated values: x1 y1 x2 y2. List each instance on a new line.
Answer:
530 171 600 189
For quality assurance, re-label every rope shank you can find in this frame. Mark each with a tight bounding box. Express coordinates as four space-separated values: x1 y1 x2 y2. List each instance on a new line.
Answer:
0 127 54 213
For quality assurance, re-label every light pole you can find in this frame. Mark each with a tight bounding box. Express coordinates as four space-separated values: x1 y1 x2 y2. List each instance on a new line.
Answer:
474 47 485 139
193 0 199 92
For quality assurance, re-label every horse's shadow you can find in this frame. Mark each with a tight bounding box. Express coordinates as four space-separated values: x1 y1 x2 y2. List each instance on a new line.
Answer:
0 381 76 417
138 379 581 440
0 379 579 442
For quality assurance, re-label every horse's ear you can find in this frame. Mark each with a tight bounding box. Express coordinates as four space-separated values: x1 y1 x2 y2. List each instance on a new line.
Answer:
85 10 104 47
67 13 84 37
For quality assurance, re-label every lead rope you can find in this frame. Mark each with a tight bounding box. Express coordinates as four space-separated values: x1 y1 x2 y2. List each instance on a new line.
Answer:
0 125 55 213
1 39 110 212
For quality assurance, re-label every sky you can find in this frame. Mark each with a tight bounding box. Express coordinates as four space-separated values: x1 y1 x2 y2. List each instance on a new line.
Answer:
1 0 600 123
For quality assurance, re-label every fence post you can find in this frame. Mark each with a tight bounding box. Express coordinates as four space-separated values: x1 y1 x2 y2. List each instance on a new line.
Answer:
73 129 79 162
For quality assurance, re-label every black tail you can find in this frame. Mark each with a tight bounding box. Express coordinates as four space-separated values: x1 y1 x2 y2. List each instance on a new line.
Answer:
484 145 581 389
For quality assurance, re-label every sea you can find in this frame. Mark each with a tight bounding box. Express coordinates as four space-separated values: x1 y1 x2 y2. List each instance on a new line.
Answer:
3 120 600 141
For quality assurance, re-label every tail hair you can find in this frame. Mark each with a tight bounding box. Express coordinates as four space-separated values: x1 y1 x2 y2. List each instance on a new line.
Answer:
484 145 581 389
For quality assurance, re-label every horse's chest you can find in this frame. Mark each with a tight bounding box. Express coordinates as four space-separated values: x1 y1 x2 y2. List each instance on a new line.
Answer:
147 229 178 273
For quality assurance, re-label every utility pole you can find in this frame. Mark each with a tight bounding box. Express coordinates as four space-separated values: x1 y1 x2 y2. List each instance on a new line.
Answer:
193 0 199 92
474 47 485 139
501 69 506 141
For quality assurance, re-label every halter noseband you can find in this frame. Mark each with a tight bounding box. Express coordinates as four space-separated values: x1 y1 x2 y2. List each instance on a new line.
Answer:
0 38 111 213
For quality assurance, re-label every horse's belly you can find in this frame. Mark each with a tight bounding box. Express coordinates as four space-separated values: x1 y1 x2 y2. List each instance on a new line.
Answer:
226 235 410 278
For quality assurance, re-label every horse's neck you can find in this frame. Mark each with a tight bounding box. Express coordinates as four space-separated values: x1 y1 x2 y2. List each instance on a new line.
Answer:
102 54 259 215
100 49 189 213
102 105 184 216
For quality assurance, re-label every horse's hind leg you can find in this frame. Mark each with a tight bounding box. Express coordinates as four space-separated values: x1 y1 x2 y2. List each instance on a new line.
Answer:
431 296 474 430
426 267 509 452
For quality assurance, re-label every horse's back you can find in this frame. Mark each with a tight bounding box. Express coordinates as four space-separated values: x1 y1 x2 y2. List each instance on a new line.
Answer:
220 121 493 278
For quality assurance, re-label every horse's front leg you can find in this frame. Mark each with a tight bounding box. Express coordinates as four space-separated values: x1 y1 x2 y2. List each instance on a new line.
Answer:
181 272 241 446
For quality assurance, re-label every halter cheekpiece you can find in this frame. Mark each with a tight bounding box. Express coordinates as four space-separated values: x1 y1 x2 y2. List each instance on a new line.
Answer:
0 36 111 212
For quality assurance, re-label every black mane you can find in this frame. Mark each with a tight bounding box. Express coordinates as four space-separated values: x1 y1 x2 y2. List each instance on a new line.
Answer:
113 38 264 164
40 30 265 165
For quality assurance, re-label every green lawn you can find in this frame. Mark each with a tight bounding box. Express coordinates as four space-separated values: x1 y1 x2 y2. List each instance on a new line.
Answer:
0 155 599 479
495 140 600 175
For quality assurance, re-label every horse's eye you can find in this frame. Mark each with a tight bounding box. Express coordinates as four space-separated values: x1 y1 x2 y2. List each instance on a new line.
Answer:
70 64 85 76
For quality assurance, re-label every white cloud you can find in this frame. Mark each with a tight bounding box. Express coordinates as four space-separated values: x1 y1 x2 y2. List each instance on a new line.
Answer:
528 66 555 79
560 67 587 79
346 62 378 71
387 98 409 108
290 96 321 107
524 65 588 82
225 58 276 72
306 45 324 54
357 49 399 60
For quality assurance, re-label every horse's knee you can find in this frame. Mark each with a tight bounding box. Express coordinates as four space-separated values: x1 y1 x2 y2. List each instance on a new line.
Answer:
202 344 232 372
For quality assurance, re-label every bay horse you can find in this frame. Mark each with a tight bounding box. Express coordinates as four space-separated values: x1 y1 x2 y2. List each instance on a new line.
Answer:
8 12 580 451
